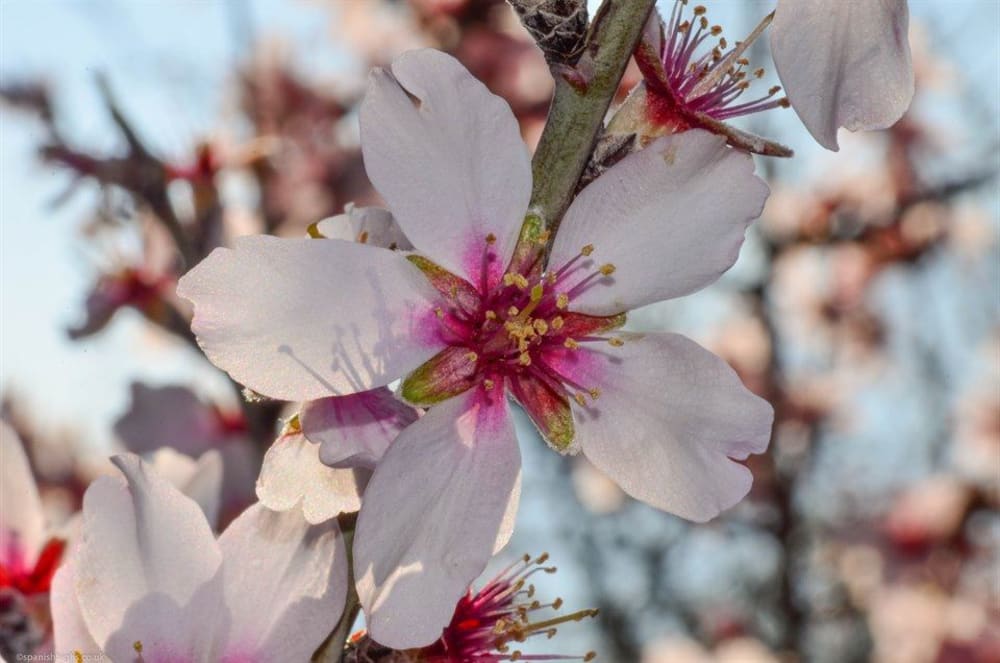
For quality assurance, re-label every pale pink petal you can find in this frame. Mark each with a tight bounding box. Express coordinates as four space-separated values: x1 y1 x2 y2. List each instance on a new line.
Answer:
556 333 772 522
148 448 223 528
361 49 531 288
301 388 419 469
314 204 412 251
177 236 444 401
549 131 769 316
771 0 913 150
0 422 44 569
354 387 521 648
256 432 366 522
216 504 348 662
74 455 222 657
114 383 222 457
51 559 102 657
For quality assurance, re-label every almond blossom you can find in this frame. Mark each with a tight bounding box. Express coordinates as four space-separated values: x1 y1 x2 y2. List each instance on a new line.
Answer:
345 553 598 662
178 49 773 647
51 454 347 662
622 0 913 154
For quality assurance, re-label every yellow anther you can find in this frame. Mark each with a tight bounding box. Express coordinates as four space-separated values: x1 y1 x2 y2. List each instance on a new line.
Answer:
508 306 520 317
518 352 532 366
551 316 564 330
533 319 549 335
580 244 594 256
599 263 616 276
693 5 706 15
608 337 625 347
485 233 497 244
710 25 722 36
503 273 516 286
485 310 497 320
546 272 558 284
133 641 144 654
563 338 579 350
74 653 83 663
434 307 444 318
357 230 369 244
574 392 587 407
588 388 601 400
556 293 569 309
530 283 544 302
535 229 551 244
465 351 478 362
483 379 495 391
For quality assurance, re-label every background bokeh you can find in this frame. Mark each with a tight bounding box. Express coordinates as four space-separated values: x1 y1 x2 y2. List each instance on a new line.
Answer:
1 1 997 661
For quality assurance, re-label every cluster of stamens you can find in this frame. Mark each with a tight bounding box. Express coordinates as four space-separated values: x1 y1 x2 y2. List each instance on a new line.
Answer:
429 235 626 409
661 0 789 120
429 553 598 662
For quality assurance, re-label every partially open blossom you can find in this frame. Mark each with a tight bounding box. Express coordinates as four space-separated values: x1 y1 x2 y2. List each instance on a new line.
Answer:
622 0 913 155
619 1 793 157
178 49 772 647
1 422 64 598
346 553 598 662
51 454 347 661
771 0 914 151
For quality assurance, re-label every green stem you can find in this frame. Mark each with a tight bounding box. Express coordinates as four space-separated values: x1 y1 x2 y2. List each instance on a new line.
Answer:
529 0 656 237
312 517 360 663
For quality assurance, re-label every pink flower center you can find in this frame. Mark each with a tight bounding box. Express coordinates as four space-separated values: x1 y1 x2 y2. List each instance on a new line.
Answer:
426 235 624 407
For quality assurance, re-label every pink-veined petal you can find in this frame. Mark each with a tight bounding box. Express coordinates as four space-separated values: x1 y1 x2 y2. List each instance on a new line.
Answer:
0 422 44 570
553 333 773 522
354 387 521 649
550 131 769 316
74 454 222 659
256 431 366 522
360 49 531 289
177 236 444 401
216 504 348 662
313 204 412 251
51 559 102 658
771 0 913 151
301 388 419 470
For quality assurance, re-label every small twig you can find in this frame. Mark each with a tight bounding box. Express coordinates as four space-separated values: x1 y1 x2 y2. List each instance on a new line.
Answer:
528 0 656 237
313 517 359 663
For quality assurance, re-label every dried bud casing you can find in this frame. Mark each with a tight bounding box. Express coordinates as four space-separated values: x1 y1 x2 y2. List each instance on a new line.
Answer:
508 0 588 66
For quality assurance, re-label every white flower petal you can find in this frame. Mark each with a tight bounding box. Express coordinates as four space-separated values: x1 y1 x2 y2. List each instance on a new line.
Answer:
216 504 348 662
315 205 412 250
256 432 366 523
354 388 521 648
178 236 443 401
549 131 769 316
771 0 913 150
51 559 102 657
301 388 419 469
74 455 222 655
361 49 531 288
561 333 773 521
0 421 44 567
148 448 223 528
